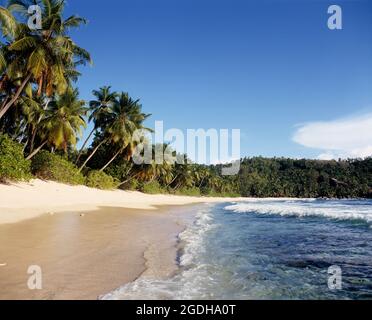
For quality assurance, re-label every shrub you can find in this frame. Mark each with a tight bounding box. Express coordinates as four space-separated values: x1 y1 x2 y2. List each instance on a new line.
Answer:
0 134 31 182
176 187 201 197
205 190 241 198
31 151 85 185
86 170 116 190
119 178 140 191
142 181 164 194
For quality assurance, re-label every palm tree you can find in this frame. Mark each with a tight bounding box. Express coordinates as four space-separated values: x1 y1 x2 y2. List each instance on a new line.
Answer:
0 0 91 120
26 87 87 159
75 86 117 164
192 166 210 188
79 92 151 172
134 162 157 183
100 93 152 171
157 162 174 186
171 162 194 190
19 92 50 152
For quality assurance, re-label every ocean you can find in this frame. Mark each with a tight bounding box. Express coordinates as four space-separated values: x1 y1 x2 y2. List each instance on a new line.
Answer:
102 199 372 300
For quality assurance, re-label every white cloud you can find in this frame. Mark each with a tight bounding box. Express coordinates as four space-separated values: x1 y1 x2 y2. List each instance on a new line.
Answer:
293 112 372 159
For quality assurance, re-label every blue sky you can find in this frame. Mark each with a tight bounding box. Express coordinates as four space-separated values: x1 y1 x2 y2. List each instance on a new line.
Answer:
62 0 372 159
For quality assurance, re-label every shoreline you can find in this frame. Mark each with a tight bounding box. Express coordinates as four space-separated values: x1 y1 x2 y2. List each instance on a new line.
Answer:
0 179 226 300
0 204 200 300
0 179 243 225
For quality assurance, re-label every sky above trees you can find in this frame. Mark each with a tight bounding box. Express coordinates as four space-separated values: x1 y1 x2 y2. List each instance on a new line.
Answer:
63 0 372 159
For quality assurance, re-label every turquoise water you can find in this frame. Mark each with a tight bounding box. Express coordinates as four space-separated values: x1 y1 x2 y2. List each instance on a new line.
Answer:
103 199 372 300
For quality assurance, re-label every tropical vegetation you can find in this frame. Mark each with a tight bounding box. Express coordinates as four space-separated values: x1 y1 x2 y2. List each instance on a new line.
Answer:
0 1 371 198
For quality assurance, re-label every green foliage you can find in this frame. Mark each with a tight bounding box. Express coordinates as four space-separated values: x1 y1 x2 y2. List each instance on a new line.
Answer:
31 151 85 185
105 161 132 182
121 178 140 191
205 190 241 198
0 134 31 182
142 181 165 194
239 157 372 198
86 170 116 190
176 187 201 197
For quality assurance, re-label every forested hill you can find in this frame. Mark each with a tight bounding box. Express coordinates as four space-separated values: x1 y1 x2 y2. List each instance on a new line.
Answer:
238 157 372 199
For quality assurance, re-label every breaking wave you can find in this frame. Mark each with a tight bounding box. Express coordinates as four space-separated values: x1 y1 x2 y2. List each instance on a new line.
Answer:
101 205 224 300
225 199 372 225
102 199 372 300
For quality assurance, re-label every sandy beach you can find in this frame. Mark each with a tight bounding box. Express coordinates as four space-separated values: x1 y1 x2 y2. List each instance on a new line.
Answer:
0 180 240 300
0 179 241 225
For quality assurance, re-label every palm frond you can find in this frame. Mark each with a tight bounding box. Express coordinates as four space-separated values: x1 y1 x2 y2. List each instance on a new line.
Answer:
0 6 18 39
9 36 37 51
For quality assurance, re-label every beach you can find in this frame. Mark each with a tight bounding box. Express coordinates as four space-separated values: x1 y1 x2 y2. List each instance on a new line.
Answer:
0 180 240 300
1 181 371 300
0 179 241 225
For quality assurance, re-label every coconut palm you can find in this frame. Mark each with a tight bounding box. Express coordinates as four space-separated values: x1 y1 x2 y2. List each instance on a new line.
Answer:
171 162 194 190
79 92 151 172
157 162 174 186
99 92 152 171
18 93 46 151
0 0 91 120
75 86 117 164
26 87 87 159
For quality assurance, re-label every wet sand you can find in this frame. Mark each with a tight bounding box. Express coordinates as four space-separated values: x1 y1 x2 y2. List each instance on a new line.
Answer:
0 205 197 300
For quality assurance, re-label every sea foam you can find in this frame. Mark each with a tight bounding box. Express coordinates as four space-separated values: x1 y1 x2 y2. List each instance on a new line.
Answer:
101 205 219 300
101 200 372 300
224 199 372 224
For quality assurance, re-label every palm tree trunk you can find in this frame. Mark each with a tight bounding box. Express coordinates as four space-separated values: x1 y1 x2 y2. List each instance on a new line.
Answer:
23 139 29 152
30 100 49 153
0 74 32 120
26 141 47 160
198 177 206 188
79 140 105 172
75 128 95 164
0 95 9 111
29 127 37 153
167 174 179 187
100 149 122 172
174 182 182 191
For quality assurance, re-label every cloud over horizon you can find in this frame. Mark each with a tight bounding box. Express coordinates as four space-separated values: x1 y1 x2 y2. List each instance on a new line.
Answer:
293 112 372 160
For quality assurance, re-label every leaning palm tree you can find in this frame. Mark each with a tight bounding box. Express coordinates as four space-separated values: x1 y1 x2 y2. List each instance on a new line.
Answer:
75 86 117 164
19 91 52 153
99 93 152 171
0 0 91 120
26 87 87 159
79 92 151 172
169 162 194 190
156 162 174 186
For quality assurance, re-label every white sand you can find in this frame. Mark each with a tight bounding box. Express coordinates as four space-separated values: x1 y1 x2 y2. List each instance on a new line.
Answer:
0 179 243 225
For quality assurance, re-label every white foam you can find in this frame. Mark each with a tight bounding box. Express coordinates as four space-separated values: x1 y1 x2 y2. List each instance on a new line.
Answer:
101 206 218 300
101 200 372 300
225 200 372 224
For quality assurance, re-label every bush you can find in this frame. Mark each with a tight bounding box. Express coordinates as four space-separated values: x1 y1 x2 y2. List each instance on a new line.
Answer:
205 190 241 198
0 134 31 182
142 181 165 194
176 187 201 197
86 170 116 190
120 178 140 191
32 151 85 185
